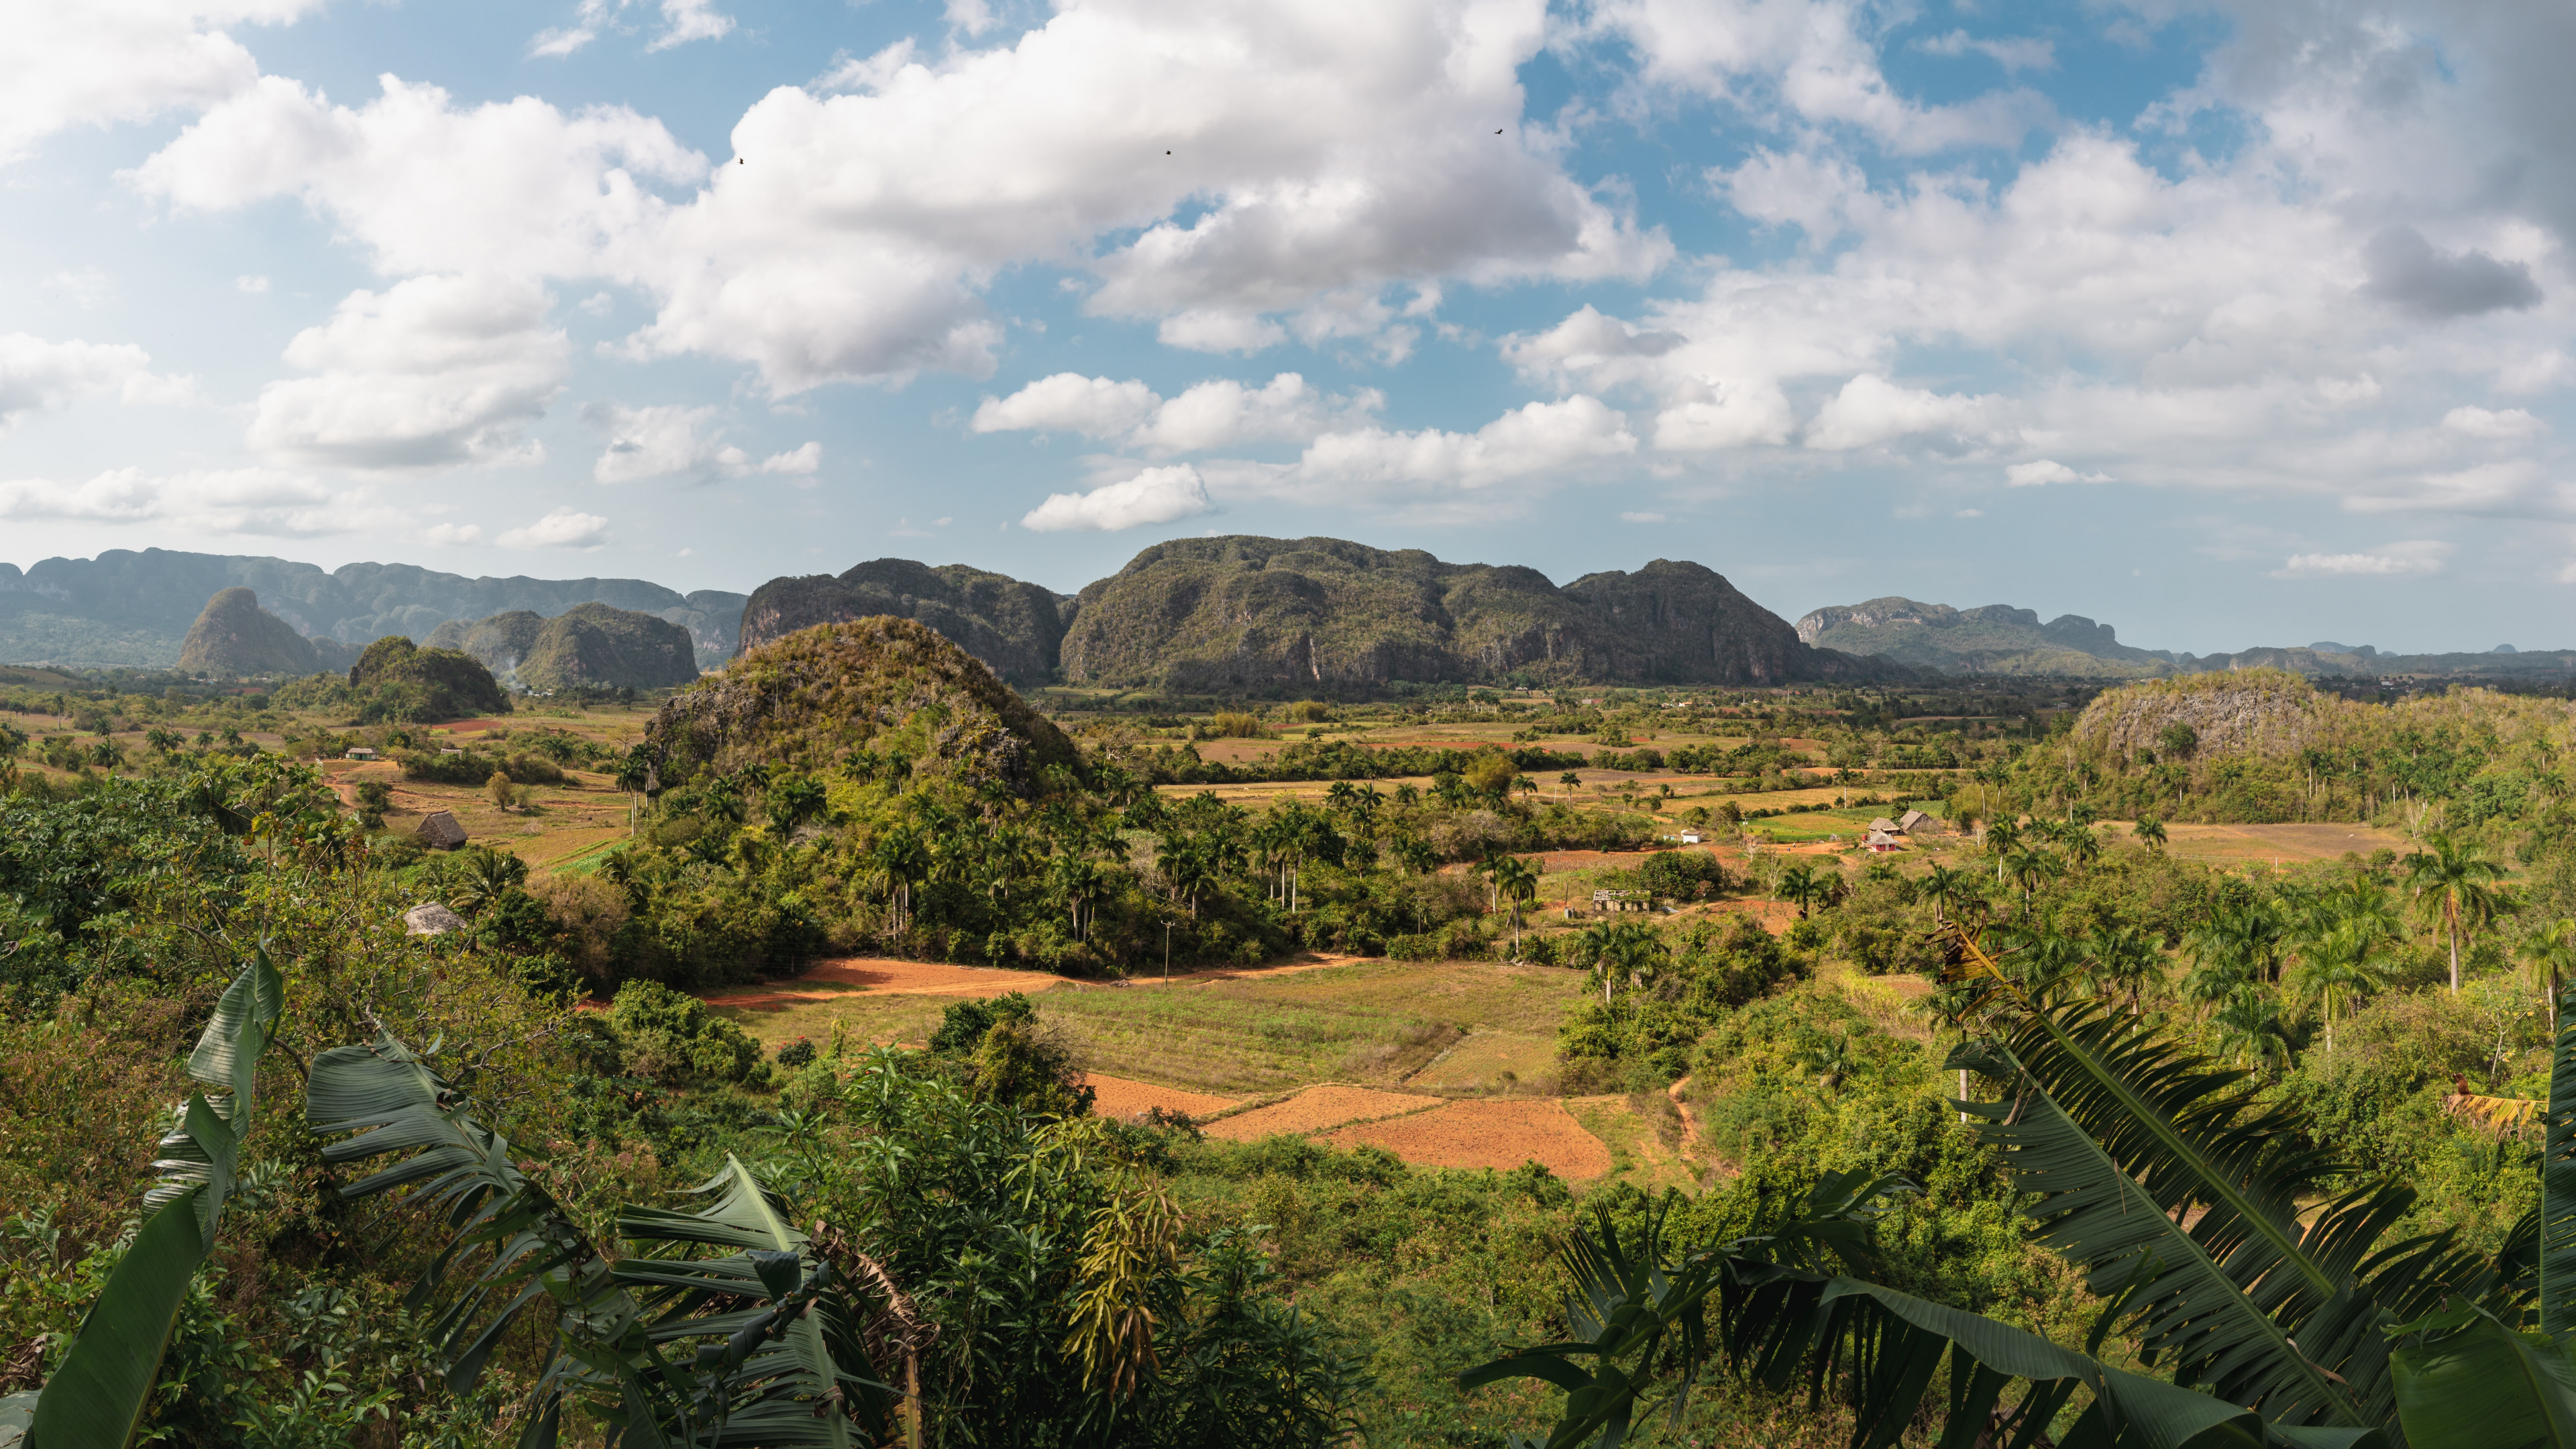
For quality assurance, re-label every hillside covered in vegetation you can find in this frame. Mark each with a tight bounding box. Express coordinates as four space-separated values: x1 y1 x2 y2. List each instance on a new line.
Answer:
428 601 699 692
739 558 1071 686
1056 535 1888 690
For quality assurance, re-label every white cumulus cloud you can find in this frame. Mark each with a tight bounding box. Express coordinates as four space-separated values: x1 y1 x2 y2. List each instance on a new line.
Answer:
2272 541 2452 578
972 372 1381 455
0 334 189 429
248 274 568 470
1020 464 1213 531
1806 374 1999 451
586 402 820 483
498 505 612 549
0 1 326 164
0 466 356 537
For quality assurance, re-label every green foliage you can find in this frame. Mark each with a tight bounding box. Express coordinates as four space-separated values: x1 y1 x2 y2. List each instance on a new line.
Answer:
345 636 510 722
608 979 764 1084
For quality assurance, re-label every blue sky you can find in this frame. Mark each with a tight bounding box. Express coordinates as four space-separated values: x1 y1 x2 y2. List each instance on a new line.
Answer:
5 0 2575 655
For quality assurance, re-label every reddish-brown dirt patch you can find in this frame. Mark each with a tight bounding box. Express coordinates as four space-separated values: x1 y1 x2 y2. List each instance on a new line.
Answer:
1323 1098 1612 1179
1205 1085 1440 1140
1084 1073 1239 1121
694 958 1080 1011
427 718 512 735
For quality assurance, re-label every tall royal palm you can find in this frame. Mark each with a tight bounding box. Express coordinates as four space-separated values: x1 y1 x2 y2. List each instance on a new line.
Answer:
2402 830 2508 994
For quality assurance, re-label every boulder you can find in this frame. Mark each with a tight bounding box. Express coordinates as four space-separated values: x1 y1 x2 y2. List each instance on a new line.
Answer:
415 810 468 850
404 902 468 936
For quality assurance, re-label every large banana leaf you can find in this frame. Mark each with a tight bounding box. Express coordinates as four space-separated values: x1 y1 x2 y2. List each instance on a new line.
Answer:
309 1032 892 1446
1464 1189 2387 1449
2545 987 2576 1334
2389 1301 2576 1448
1949 994 2473 1428
27 953 284 1449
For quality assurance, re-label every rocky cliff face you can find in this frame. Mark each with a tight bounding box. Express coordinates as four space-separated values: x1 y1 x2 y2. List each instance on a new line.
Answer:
1055 536 1875 690
175 588 321 677
737 560 1067 687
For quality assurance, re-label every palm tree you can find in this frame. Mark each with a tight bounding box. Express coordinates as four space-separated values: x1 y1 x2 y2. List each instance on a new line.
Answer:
2518 917 2576 1030
1776 862 1824 919
1983 816 2022 884
871 825 928 934
2001 845 2061 907
2059 824 2102 871
2133 814 2167 851
2209 987 2293 1077
2181 900 2280 1012
2084 924 2161 1015
1492 854 1540 954
2404 830 2508 994
2286 915 2392 1052
1917 863 1974 926
1558 770 1580 802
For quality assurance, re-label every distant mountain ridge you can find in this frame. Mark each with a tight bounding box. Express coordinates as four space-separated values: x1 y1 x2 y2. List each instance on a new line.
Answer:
0 549 747 670
1796 594 2574 680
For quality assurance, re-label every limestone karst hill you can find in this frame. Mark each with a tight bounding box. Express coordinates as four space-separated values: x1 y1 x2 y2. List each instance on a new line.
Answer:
427 602 698 692
645 616 1077 796
175 588 323 678
0 548 746 670
752 536 1888 692
737 559 1069 688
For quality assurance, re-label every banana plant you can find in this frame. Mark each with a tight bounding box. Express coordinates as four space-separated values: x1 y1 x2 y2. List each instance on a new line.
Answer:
307 1025 897 1446
1462 929 2576 1446
11 952 284 1449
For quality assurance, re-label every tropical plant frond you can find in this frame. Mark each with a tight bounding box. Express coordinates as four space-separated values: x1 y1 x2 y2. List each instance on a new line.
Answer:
2547 987 2576 1336
28 952 286 1449
2389 1300 2576 1448
1946 994 2473 1428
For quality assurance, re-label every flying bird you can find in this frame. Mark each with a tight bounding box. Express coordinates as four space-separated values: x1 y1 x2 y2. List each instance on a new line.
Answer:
1495 128 1503 134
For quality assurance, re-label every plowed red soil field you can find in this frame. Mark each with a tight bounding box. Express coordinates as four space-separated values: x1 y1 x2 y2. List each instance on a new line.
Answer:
1323 1098 1612 1179
1205 1085 1438 1140
1083 1073 1239 1121
693 959 1079 1010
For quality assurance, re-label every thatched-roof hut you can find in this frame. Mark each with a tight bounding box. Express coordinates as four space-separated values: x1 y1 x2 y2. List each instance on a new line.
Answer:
415 810 468 851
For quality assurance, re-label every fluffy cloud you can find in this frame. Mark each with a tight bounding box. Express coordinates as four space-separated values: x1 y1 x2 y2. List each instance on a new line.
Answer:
587 402 821 483
532 0 734 58
248 274 568 469
971 372 1381 454
2272 541 2452 578
498 505 612 549
2441 406 2549 441
136 2 1664 391
1020 464 1212 531
2361 227 2542 319
0 466 352 536
130 74 705 278
1583 0 2053 153
1805 375 1998 452
1281 396 1636 493
0 334 189 429
2004 460 2110 487
0 1 323 163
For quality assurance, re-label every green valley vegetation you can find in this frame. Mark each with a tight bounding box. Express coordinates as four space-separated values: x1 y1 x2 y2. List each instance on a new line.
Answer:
333 635 513 722
13 619 2576 1444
